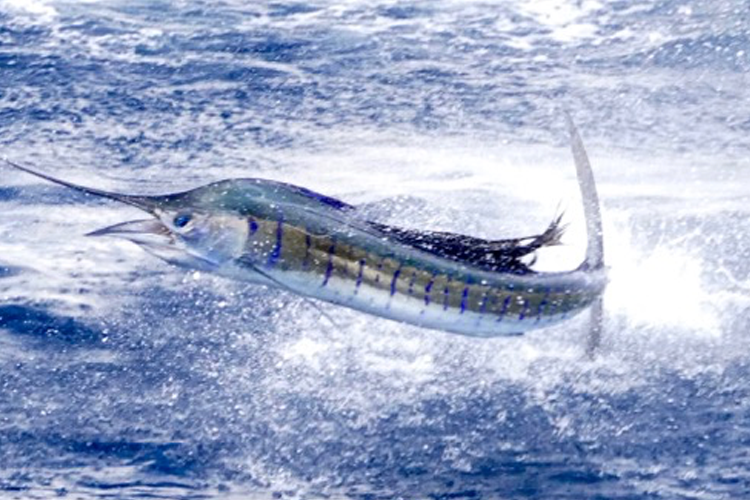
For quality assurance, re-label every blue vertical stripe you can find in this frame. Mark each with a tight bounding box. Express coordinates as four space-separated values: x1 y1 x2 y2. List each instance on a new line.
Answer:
460 286 469 314
443 277 452 311
547 294 560 318
474 288 491 326
390 268 401 297
302 232 312 269
496 295 512 322
267 217 284 267
478 289 489 315
355 259 365 293
408 271 417 295
547 301 558 318
375 259 383 284
536 289 551 323
518 299 529 321
322 241 335 287
424 277 435 306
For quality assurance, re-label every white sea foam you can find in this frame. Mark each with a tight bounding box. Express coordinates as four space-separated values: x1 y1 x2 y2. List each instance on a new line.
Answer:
0 0 57 21
607 216 720 335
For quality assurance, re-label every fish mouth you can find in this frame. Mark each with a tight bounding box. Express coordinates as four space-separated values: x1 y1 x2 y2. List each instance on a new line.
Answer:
88 218 217 271
87 218 172 246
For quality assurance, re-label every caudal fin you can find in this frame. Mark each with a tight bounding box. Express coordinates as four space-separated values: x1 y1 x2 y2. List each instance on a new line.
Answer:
565 115 604 270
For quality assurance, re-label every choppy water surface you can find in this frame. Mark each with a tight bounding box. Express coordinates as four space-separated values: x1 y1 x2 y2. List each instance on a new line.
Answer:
1 1 750 498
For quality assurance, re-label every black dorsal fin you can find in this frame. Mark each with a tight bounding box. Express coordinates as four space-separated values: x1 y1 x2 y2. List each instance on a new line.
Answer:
369 214 565 274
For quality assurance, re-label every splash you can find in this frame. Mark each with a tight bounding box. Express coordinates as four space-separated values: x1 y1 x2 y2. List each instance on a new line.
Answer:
606 215 719 336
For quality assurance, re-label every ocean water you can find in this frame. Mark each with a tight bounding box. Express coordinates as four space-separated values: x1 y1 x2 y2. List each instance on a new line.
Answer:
1 0 750 498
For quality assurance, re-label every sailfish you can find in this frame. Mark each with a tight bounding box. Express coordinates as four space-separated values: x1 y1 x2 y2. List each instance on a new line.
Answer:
2 117 605 337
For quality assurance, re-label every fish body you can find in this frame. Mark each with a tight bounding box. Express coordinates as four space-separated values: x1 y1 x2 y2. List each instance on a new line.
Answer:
2 117 605 337
181 184 602 336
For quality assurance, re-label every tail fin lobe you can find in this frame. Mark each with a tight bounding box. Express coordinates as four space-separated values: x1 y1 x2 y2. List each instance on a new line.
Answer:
565 115 604 271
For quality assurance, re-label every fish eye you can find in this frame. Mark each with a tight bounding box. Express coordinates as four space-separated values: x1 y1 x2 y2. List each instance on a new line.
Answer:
173 213 192 228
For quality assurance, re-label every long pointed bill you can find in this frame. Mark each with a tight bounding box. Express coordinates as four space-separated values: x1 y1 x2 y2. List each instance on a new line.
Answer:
2 157 160 212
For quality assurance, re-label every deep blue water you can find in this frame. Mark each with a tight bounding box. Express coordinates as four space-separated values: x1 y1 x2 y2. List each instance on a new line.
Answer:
2 1 750 499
